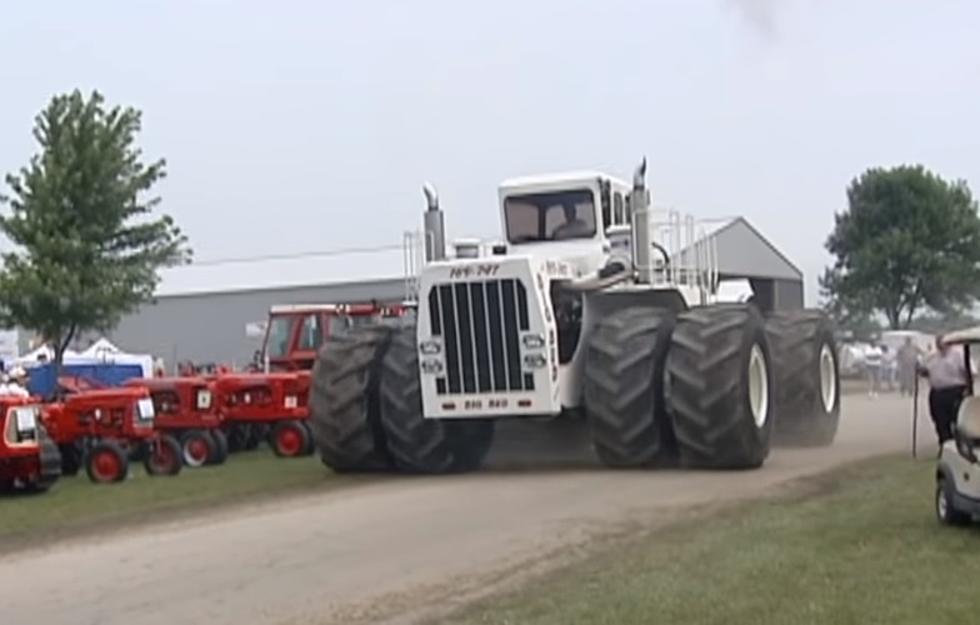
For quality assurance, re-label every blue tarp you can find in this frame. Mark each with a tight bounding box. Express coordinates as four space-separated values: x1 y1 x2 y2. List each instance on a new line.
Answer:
26 362 145 398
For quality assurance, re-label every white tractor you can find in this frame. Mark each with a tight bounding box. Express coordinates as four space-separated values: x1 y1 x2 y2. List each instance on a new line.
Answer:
309 159 841 473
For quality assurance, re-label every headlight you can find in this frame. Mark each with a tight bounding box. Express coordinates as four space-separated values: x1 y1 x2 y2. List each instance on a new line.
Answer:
420 340 441 355
421 358 444 375
956 434 978 463
522 334 546 349
523 354 547 369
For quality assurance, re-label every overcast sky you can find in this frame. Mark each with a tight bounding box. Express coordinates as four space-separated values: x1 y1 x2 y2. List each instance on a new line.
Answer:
1 0 977 303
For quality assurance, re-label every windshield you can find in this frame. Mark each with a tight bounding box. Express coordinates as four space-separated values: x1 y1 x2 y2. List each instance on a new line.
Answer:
264 316 296 359
504 189 597 243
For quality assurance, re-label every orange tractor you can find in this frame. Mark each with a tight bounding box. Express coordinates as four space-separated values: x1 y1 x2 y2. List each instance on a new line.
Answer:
0 396 61 493
125 376 229 467
42 386 182 483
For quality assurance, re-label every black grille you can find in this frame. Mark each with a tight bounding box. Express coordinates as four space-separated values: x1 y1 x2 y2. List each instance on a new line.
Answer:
427 280 532 395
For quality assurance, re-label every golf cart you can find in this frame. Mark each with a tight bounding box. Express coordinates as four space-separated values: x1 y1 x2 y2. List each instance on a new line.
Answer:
934 326 980 525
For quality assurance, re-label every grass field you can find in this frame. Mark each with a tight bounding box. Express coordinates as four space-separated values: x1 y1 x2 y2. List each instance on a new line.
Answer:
0 450 344 546
438 455 980 625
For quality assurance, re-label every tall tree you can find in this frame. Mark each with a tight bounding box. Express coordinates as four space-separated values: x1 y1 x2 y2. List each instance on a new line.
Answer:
821 165 980 329
0 89 191 367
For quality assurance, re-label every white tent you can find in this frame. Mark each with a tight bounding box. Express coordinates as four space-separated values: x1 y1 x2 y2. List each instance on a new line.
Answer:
79 337 154 377
13 338 153 378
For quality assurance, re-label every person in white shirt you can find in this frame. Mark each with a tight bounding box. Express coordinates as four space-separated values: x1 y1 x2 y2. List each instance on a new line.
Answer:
0 367 31 397
919 335 970 444
864 342 883 396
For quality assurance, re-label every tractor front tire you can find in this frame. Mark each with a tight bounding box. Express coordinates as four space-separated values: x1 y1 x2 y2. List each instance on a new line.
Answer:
309 325 393 472
766 310 840 447
180 430 216 468
379 324 494 474
271 420 311 458
584 306 676 468
145 435 183 476
667 305 774 469
86 441 129 483
225 424 249 453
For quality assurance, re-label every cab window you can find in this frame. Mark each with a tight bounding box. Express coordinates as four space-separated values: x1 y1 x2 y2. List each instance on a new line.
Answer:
297 314 322 351
614 192 624 224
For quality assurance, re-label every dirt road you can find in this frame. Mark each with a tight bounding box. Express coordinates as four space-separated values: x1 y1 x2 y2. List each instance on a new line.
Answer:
1 394 922 625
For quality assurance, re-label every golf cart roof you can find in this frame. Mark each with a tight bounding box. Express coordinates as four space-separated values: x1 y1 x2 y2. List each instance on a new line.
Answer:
939 326 980 345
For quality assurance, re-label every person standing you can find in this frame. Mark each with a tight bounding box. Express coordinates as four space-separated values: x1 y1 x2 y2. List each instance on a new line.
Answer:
864 342 883 396
920 335 970 445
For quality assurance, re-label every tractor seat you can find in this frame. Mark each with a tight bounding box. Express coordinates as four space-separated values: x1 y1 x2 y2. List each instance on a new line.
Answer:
956 396 980 441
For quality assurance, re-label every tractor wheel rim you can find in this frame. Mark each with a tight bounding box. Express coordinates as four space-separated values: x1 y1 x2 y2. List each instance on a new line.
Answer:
819 344 837 414
748 344 769 429
278 427 302 456
153 444 176 472
183 439 209 466
93 450 121 481
938 488 948 519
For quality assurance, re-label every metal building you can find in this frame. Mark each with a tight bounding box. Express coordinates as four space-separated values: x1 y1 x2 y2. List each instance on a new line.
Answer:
107 217 803 367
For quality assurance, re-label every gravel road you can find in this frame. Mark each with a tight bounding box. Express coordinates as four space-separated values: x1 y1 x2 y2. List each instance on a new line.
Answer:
0 394 922 625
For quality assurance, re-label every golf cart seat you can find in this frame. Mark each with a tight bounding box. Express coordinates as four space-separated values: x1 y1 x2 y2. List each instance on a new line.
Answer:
956 397 980 441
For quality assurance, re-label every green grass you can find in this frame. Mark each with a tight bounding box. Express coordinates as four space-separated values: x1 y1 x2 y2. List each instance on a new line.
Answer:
0 450 343 545
438 455 980 625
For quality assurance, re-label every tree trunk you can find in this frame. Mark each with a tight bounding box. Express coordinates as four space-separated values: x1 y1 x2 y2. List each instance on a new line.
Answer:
53 324 78 400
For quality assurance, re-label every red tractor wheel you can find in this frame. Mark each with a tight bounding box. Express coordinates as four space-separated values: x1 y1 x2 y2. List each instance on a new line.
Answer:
272 421 310 458
144 436 183 476
86 441 129 484
180 430 216 468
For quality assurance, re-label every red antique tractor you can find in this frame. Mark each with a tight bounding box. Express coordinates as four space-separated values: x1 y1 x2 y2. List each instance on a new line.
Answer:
211 302 408 456
42 386 182 483
212 371 312 457
125 376 228 468
0 396 61 493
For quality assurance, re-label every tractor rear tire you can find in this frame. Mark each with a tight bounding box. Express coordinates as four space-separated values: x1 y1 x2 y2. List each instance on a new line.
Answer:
145 435 183 476
666 304 774 469
584 306 676 468
180 430 216 468
309 325 393 472
59 443 82 476
379 324 494 474
765 310 840 447
208 429 230 465
86 440 129 483
298 420 315 456
225 424 249 453
271 420 311 458
26 428 62 492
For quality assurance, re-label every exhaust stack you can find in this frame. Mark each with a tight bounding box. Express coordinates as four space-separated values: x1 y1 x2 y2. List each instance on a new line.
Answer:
422 182 446 262
630 157 653 284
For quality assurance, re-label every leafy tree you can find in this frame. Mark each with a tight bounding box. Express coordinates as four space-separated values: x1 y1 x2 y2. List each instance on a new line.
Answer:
0 89 191 367
821 164 980 329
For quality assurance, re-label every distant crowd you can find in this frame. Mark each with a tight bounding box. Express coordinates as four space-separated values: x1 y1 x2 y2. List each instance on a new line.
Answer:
861 337 927 397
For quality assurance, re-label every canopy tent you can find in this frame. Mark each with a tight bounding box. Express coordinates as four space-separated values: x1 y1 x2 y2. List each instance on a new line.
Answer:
13 338 153 378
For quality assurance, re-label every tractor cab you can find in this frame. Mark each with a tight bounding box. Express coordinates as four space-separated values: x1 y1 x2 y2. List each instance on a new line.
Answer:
260 302 408 371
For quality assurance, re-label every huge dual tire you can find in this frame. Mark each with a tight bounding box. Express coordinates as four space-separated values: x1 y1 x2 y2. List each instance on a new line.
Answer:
765 310 840 447
378 324 494 474
666 305 774 469
309 326 393 472
583 306 676 468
